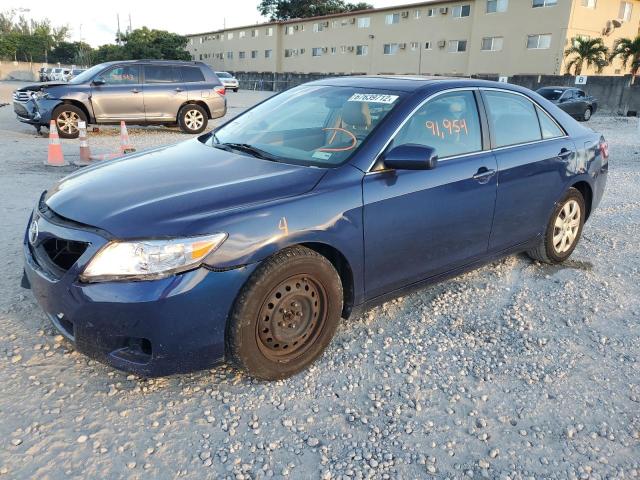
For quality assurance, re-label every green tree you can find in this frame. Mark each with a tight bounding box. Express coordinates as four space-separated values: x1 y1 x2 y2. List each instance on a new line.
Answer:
258 0 372 21
121 27 191 60
609 36 640 79
91 43 126 64
564 37 608 75
49 41 93 65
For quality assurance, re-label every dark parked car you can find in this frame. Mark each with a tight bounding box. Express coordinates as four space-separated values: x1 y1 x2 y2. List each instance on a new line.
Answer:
22 77 609 380
536 86 597 121
13 60 227 138
38 67 52 82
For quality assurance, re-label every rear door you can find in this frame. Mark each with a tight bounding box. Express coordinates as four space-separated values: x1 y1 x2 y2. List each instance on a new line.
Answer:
90 65 144 121
142 65 187 121
482 89 575 251
363 89 498 299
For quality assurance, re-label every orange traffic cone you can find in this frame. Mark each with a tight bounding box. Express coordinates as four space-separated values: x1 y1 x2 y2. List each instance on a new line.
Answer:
73 121 92 166
118 121 136 154
46 120 67 166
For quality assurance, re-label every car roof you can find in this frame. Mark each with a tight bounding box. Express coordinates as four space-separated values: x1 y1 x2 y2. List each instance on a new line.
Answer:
538 86 579 91
97 59 205 67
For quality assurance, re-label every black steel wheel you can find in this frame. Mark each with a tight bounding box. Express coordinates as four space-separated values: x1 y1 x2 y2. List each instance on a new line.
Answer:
227 246 343 380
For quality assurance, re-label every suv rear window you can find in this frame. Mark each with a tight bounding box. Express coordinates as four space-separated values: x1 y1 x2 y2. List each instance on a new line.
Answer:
181 67 205 83
144 66 179 83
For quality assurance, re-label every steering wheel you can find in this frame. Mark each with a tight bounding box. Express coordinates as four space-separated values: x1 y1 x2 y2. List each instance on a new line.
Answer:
316 127 357 152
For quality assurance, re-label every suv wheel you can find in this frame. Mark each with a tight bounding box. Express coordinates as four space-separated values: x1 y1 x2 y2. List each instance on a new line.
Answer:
178 104 208 134
582 107 592 122
52 104 87 139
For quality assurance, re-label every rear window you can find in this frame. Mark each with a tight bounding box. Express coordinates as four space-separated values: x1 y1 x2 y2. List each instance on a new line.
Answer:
215 71 232 78
483 91 542 148
181 67 205 83
144 65 179 83
537 88 564 101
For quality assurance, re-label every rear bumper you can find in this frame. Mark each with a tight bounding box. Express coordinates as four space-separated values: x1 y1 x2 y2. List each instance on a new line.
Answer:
23 207 256 377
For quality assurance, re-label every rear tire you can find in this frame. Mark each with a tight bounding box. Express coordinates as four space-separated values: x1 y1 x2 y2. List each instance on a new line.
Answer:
177 104 208 134
582 107 592 122
526 187 585 264
226 246 343 380
233 88 239 93
51 104 87 139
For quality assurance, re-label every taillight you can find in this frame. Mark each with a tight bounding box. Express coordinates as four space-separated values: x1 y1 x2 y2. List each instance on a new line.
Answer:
214 86 226 96
599 137 609 159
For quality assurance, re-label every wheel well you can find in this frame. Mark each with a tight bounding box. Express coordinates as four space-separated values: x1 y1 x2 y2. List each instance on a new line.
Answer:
59 100 91 122
300 242 355 319
571 181 593 220
179 101 211 119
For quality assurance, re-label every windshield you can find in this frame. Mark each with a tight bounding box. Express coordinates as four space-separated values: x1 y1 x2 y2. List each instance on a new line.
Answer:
204 85 404 167
537 88 564 101
69 64 108 84
215 72 232 78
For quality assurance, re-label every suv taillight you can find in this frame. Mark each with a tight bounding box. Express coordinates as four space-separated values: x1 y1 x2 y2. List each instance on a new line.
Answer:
214 86 226 96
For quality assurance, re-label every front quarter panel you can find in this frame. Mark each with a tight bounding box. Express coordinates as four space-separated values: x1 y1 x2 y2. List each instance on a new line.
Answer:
201 165 366 305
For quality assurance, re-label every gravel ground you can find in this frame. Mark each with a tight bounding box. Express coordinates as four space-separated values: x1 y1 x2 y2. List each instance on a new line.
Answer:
0 81 639 480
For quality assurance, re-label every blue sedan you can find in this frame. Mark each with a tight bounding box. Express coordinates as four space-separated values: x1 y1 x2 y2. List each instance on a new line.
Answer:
22 76 609 379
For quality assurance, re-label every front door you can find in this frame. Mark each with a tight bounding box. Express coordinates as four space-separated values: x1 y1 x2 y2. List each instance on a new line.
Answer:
363 90 497 299
90 65 145 121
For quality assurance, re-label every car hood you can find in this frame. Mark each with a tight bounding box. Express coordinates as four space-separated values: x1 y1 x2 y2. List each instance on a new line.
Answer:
18 82 67 91
44 139 327 238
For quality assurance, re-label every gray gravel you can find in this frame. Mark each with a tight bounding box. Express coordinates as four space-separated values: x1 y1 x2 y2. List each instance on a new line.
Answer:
0 81 639 479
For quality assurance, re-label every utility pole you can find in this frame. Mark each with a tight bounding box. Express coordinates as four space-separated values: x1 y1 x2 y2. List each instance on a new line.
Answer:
128 13 132 34
117 14 121 45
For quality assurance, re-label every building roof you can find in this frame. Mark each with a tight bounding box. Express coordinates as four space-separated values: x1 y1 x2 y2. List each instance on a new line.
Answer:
186 0 464 37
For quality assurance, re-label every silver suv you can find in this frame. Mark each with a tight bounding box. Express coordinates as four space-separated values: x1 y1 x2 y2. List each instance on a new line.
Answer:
13 60 227 138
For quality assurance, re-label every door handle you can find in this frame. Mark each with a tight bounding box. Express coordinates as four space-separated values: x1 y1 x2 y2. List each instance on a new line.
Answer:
175 87 184 92
130 88 140 94
558 148 573 159
472 167 496 184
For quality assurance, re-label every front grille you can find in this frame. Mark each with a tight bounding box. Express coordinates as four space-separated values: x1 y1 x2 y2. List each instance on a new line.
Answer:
41 238 89 272
13 91 30 102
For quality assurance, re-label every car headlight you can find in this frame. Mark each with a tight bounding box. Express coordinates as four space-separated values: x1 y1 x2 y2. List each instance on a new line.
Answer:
80 233 227 282
30 90 50 100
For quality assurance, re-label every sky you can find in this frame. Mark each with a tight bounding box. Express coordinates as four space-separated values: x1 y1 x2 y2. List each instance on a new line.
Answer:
6 0 419 47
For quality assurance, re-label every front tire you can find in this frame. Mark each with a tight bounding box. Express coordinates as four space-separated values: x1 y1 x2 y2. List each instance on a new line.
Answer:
226 246 343 380
233 88 239 93
51 104 87 139
526 187 585 264
177 104 208 134
582 107 592 122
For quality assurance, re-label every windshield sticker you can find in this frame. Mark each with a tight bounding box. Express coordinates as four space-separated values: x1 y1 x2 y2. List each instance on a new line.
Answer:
348 93 399 104
312 151 333 160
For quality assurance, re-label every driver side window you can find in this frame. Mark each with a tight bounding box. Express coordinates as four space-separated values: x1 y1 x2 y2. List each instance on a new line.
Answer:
392 91 482 159
101 66 140 85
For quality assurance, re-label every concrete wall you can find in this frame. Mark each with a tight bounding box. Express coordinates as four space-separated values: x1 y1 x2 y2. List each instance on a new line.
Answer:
230 71 639 114
0 61 39 81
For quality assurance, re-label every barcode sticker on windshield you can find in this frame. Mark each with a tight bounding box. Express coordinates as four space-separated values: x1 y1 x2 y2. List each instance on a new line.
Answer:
312 151 332 160
348 93 399 104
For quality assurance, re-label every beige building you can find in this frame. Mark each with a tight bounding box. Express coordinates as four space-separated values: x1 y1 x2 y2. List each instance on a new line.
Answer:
186 0 640 76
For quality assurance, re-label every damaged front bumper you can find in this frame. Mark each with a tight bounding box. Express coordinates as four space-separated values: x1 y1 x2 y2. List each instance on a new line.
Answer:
13 97 58 127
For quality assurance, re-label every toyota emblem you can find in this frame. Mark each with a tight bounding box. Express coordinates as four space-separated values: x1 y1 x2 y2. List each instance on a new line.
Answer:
28 219 39 246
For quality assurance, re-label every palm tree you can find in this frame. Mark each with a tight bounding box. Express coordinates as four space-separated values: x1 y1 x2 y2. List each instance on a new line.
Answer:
609 36 640 81
564 37 609 75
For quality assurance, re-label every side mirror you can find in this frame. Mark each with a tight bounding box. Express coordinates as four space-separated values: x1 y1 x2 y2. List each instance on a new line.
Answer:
382 144 438 170
92 77 106 86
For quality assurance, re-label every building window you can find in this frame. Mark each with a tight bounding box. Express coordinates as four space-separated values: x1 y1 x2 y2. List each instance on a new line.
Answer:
481 36 504 51
285 26 294 35
448 40 467 52
527 33 552 49
410 42 419 50
532 0 557 7
266 27 274 36
427 8 436 16
424 41 432 49
385 13 400 24
452 5 471 17
383 43 400 55
226 51 233 59
487 0 508 13
312 47 323 56
618 1 633 20
239 31 246 38
251 50 258 58
199 37 203 44
252 29 259 37
356 45 368 55
581 0 597 7
239 51 245 59
357 17 370 28
265 49 272 58
313 23 324 32
284 49 294 57
189 38 194 45
414 9 421 18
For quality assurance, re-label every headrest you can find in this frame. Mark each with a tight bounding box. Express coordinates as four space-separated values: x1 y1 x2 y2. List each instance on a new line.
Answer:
341 101 371 128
